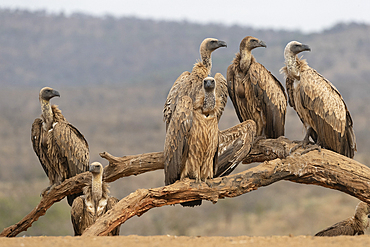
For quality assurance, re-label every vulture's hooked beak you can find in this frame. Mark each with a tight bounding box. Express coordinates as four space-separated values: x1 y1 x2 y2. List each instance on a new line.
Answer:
218 40 227 48
52 90 60 98
259 40 267 48
301 44 311 52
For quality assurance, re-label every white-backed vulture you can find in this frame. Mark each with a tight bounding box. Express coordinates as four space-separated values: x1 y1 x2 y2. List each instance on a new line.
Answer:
227 36 287 138
164 77 220 207
71 162 120 236
281 41 356 158
315 202 370 236
31 87 89 206
163 38 228 131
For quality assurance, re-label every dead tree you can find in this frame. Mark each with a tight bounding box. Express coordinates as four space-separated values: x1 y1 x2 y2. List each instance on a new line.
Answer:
1 137 370 237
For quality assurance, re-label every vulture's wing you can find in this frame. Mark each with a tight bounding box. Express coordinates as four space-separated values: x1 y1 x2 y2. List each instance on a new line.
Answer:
51 121 89 177
31 118 50 176
227 64 248 123
106 196 120 235
163 71 191 130
106 196 119 210
164 96 193 185
248 62 287 138
214 73 228 122
215 120 256 177
71 196 84 236
299 68 356 157
315 218 356 236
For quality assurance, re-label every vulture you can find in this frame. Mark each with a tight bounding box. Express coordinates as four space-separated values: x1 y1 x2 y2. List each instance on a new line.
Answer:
281 41 356 158
71 162 120 236
163 38 228 131
227 36 287 138
31 87 89 206
164 77 220 207
315 201 370 236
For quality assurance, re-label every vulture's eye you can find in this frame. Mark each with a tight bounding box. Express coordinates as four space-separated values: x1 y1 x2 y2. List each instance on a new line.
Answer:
251 39 257 43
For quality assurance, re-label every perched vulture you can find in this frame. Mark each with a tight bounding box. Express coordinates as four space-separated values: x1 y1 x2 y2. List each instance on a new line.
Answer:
71 162 120 236
227 36 287 138
163 38 228 131
31 87 89 206
281 41 356 158
315 201 370 236
164 77 220 207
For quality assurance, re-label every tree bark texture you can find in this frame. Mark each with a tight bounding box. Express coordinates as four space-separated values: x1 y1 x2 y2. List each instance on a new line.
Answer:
82 146 370 236
1 137 369 237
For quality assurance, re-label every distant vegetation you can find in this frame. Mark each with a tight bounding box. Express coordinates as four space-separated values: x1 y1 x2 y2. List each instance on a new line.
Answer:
0 9 369 236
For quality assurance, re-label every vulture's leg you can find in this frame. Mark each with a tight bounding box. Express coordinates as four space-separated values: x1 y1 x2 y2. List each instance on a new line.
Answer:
40 183 57 197
252 135 266 146
300 144 321 155
301 130 322 154
289 127 315 155
291 128 322 155
205 179 213 188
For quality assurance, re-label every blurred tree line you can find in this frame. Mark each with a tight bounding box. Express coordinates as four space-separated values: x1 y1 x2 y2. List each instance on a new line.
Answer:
0 9 370 236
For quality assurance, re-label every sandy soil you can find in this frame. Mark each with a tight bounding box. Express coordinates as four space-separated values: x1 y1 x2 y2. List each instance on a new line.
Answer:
2 235 370 247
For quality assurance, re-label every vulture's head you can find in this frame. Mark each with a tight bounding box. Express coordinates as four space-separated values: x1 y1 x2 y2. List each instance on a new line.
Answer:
39 87 60 102
203 77 216 92
240 36 266 52
200 38 227 54
354 202 370 220
284 41 311 57
89 162 103 175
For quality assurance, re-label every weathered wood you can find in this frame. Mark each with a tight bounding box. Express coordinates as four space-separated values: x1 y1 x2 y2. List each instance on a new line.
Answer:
101 151 164 182
82 148 370 236
99 136 292 183
0 151 163 237
2 137 370 237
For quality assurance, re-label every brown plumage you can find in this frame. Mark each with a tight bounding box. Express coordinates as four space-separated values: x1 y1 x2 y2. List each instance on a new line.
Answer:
315 201 370 236
71 162 119 236
164 77 220 207
281 41 356 158
163 38 228 131
227 36 287 138
31 87 89 206
216 119 256 177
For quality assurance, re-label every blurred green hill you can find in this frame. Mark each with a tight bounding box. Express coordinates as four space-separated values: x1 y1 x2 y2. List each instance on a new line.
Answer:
0 9 369 236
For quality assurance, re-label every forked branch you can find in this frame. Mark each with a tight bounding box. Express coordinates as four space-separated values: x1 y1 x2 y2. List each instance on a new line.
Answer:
1 137 369 237
81 148 370 236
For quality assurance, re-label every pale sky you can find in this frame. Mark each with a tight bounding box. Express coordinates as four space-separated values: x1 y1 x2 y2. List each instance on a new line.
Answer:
0 0 369 33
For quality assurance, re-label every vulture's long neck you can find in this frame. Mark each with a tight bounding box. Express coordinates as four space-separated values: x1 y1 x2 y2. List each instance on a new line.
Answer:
354 205 370 229
200 48 212 75
40 99 54 131
239 49 253 73
284 52 300 79
202 90 216 116
91 172 103 215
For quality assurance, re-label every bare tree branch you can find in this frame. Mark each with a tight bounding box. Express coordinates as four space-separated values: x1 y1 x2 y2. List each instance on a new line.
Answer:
101 151 164 182
0 151 164 237
2 137 369 237
0 173 92 237
82 147 370 236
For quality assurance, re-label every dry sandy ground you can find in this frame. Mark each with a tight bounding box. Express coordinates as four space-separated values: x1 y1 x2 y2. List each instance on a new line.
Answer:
2 235 370 247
